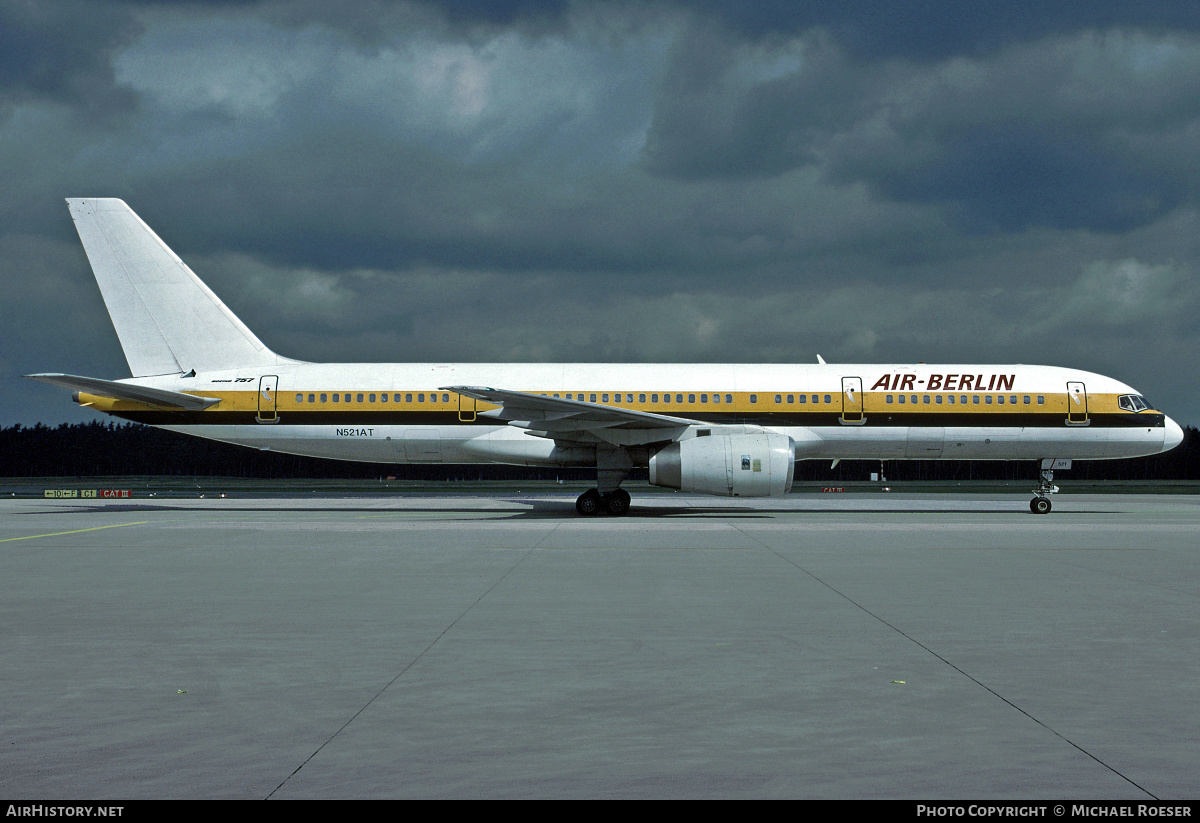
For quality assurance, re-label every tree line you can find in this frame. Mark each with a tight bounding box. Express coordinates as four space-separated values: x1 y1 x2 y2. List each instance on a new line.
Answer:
2 421 1198 482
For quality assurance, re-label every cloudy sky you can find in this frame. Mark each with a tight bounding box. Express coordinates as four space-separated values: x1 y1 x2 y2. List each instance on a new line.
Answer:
3 0 1199 426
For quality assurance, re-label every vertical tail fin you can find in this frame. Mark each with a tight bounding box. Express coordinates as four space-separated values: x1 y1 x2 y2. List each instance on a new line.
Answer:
67 198 285 376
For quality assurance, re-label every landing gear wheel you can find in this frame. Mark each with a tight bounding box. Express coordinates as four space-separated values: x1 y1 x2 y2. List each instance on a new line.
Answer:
605 489 631 516
1030 464 1059 514
576 489 602 516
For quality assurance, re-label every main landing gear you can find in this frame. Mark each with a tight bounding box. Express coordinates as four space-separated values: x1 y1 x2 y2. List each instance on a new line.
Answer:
1030 467 1059 515
576 488 631 516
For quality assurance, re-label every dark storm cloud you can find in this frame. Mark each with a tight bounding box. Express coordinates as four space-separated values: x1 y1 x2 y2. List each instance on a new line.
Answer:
645 22 1200 234
429 0 571 28
642 24 865 179
649 0 1200 59
0 0 140 114
882 127 1186 233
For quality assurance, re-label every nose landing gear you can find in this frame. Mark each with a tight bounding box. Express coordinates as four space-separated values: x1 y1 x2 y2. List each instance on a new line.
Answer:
1030 466 1059 515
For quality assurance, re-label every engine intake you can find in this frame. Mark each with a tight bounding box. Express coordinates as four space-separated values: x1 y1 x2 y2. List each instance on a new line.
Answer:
649 432 795 497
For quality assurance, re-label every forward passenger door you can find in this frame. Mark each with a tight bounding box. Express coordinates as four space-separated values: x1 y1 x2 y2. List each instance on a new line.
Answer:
1066 382 1088 424
841 377 864 424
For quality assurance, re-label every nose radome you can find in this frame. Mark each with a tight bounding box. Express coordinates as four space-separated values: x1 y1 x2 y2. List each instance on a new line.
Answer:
1164 417 1184 452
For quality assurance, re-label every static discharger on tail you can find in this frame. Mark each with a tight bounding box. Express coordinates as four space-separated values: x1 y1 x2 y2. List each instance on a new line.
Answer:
28 199 1185 515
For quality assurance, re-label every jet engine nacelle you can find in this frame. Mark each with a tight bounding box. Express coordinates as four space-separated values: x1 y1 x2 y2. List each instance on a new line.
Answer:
649 432 795 497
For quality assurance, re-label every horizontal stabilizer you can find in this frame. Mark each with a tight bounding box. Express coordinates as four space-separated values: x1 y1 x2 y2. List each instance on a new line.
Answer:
24 373 221 410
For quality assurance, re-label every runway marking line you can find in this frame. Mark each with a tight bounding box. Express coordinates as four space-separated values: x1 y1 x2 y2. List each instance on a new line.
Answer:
0 522 149 543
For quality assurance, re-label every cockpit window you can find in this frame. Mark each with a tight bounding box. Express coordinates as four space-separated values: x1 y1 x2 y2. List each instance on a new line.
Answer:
1118 395 1152 412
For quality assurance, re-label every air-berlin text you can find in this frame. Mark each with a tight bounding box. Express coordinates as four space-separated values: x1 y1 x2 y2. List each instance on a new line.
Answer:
870 374 1016 392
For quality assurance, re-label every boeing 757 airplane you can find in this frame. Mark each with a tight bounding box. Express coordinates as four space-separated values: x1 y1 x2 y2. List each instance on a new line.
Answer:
28 199 1184 515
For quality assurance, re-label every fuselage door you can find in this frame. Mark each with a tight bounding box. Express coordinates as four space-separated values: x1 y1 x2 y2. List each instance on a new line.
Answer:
457 391 476 422
1066 381 1088 424
257 375 278 423
841 376 864 424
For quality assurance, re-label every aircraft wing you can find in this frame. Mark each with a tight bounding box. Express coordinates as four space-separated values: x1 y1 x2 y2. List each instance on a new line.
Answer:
443 385 701 444
25 373 221 410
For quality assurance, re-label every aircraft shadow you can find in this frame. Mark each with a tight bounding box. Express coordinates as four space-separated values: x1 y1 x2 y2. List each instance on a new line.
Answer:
19 499 1081 519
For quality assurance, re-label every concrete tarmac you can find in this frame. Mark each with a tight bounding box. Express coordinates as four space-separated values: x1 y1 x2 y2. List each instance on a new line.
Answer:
1 492 1197 799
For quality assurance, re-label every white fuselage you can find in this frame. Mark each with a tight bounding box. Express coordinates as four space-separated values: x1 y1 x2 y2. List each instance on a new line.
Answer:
88 361 1181 467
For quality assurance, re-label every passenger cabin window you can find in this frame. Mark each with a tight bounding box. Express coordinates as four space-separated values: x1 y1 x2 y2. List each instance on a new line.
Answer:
798 395 806 404
886 395 894 404
295 393 303 403
775 394 782 404
1037 396 1045 404
677 394 684 403
725 394 732 404
320 393 327 403
308 394 315 403
333 394 339 403
750 395 757 404
639 393 647 403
